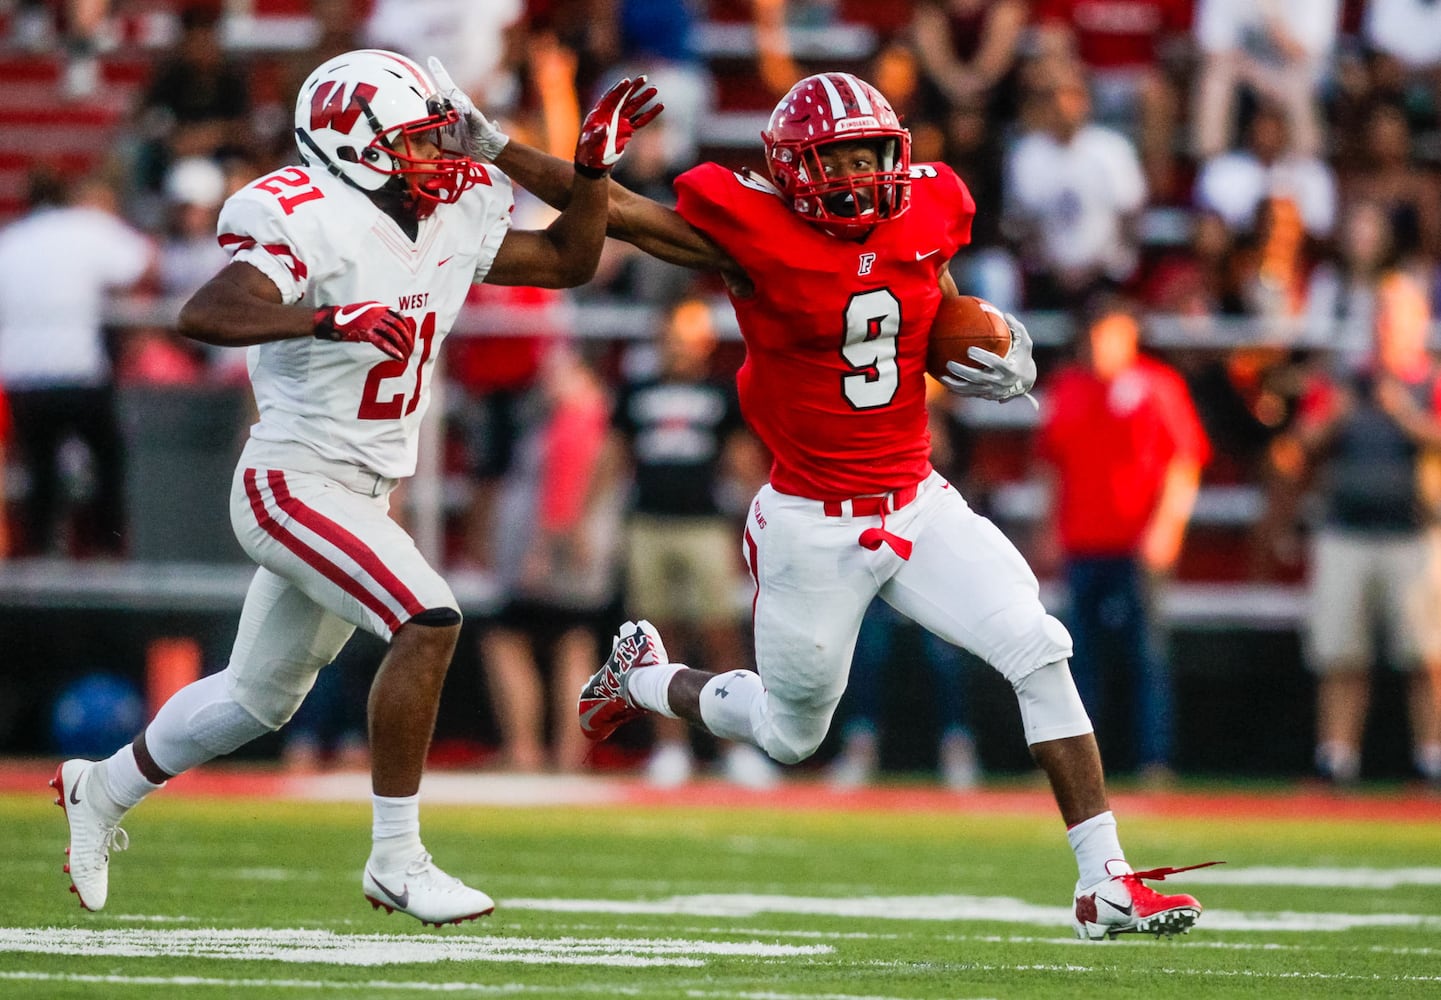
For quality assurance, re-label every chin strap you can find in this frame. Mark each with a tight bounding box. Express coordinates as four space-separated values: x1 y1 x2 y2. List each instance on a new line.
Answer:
857 508 913 560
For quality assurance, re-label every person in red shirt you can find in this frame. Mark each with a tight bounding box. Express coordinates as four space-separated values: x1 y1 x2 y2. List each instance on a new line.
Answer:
1037 299 1211 782
442 66 1212 938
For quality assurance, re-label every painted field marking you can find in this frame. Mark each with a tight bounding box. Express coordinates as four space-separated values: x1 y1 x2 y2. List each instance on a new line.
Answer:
504 893 1441 933
0 974 978 1000
0 928 829 968
1168 866 1441 888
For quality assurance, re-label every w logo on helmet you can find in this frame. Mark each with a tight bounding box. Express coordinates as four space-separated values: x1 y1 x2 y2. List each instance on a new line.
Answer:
310 80 379 132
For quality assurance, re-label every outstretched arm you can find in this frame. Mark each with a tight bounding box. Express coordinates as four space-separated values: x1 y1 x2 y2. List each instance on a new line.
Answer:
430 57 735 277
483 75 652 288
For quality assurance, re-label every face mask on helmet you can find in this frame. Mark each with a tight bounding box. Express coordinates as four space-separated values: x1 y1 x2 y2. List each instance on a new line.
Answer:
762 73 912 236
293 49 480 217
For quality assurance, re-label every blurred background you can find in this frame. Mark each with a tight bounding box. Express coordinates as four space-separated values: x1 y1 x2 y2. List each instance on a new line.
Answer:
1 0 1438 795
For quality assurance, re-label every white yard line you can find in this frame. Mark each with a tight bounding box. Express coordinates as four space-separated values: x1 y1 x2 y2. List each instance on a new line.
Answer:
504 893 1441 933
0 928 829 968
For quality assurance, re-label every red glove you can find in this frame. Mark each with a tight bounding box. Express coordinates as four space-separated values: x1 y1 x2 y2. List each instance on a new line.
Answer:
573 76 663 178
313 302 414 361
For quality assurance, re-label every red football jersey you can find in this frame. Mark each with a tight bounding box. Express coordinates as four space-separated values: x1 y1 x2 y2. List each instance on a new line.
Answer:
674 162 976 500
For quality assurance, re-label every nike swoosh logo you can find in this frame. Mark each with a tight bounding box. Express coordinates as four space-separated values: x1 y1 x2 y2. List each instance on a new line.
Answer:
437 255 453 267
69 781 81 806
368 871 410 909
333 303 379 326
1099 896 1133 917
916 249 940 261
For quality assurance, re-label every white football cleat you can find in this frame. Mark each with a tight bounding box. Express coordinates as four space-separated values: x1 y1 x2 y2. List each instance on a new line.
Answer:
1073 861 1221 939
51 759 129 911
363 851 495 927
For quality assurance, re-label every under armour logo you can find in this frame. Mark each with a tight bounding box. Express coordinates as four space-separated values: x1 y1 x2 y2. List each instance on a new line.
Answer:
857 252 876 276
714 670 751 698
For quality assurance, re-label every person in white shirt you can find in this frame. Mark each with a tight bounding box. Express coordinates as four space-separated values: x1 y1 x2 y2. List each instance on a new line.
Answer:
1191 0 1340 158
51 48 658 927
0 168 154 555
1193 101 1337 239
1004 62 1148 309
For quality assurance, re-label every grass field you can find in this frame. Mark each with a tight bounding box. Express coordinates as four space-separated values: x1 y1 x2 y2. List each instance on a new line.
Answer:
3 767 1440 1000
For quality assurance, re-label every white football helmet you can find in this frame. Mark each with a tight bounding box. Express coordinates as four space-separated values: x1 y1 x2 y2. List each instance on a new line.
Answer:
293 48 479 213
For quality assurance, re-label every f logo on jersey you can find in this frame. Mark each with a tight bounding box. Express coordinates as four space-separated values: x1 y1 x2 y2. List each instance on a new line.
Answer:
310 81 379 133
858 252 877 276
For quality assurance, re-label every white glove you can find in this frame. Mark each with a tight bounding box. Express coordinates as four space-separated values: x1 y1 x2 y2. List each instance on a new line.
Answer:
427 56 510 161
941 311 1038 404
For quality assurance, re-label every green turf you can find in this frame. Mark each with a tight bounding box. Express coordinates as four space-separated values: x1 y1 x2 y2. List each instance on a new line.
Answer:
3 789 1440 999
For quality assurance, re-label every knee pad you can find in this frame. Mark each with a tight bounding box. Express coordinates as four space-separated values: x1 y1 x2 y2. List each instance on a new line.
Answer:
991 611 1074 685
146 671 275 775
757 711 831 766
407 607 462 628
1012 659 1093 746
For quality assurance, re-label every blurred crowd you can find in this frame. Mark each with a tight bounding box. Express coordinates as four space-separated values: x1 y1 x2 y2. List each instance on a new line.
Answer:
2 0 1440 788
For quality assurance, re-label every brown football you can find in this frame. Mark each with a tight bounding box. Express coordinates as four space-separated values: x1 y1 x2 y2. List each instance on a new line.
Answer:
926 295 1011 381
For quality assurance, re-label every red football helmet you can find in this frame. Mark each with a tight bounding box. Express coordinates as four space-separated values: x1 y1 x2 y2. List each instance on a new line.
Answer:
761 72 912 235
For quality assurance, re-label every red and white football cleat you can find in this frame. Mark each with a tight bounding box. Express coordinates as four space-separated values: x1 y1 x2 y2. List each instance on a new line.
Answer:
578 620 668 741
1073 861 1222 939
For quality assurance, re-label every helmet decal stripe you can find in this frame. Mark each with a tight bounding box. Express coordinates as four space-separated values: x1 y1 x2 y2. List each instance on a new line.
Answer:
816 73 847 121
843 74 874 115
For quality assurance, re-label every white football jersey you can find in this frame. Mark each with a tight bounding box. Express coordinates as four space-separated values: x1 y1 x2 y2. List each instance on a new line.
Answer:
217 162 514 479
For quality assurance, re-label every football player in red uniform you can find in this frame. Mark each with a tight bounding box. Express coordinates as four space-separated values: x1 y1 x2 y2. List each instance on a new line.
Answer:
441 66 1211 938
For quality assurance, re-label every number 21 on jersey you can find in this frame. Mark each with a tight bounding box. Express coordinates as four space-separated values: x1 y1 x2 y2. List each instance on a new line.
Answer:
840 289 901 409
359 312 436 420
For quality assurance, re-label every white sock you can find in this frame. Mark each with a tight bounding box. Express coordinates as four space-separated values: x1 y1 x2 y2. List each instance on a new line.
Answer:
371 793 422 867
626 664 683 718
1068 811 1129 888
102 745 165 811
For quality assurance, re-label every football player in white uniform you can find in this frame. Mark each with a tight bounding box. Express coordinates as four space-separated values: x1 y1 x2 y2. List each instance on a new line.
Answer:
51 48 660 926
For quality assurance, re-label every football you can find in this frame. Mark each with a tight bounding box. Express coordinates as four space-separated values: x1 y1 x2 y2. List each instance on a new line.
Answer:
926 295 1011 381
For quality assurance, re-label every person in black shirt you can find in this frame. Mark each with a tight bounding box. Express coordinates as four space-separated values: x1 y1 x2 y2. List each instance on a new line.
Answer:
608 298 777 787
1289 272 1441 786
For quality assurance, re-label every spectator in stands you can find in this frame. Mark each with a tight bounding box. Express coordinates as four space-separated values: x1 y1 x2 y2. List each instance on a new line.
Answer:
1194 101 1337 242
1003 59 1148 309
1032 0 1193 201
1305 200 1400 361
1141 209 1247 316
1363 0 1441 93
1191 0 1340 159
61 0 109 100
1036 299 1211 781
910 0 1029 118
606 298 776 788
0 167 154 557
1287 272 1441 787
364 0 524 111
479 346 623 773
133 4 251 217
1340 104 1441 264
